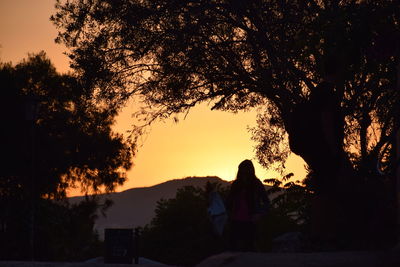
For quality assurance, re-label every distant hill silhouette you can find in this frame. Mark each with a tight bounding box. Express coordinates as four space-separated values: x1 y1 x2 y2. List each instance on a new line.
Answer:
69 176 230 239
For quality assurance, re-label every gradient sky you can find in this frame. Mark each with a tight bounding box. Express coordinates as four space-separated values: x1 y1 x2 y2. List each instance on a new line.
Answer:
0 0 307 196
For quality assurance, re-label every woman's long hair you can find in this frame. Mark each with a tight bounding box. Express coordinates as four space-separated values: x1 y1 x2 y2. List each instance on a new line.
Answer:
231 160 258 193
228 160 260 214
236 160 256 183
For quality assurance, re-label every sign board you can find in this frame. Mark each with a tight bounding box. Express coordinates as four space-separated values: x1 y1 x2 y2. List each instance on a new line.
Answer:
104 228 133 264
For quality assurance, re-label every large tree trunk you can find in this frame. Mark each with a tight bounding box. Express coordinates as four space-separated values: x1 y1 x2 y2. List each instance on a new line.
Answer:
286 82 367 248
287 82 348 189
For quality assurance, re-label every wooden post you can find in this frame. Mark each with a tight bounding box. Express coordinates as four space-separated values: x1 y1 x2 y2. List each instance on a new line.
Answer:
134 227 140 264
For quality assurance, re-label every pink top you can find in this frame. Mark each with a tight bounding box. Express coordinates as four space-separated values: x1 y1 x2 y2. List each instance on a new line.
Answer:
232 190 251 221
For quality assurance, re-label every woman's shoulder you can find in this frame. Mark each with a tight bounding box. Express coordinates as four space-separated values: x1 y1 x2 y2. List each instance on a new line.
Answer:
253 177 263 185
254 178 267 191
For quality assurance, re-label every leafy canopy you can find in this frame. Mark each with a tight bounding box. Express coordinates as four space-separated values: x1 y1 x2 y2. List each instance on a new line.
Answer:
0 52 132 198
52 0 400 173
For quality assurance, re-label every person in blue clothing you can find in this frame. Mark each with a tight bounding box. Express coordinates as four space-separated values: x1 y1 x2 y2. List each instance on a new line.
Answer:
227 159 270 251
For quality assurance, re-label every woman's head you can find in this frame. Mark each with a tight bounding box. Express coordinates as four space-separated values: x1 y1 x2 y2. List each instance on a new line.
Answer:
236 159 256 182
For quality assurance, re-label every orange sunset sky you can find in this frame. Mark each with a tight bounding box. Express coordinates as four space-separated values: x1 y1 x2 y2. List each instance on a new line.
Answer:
0 0 307 195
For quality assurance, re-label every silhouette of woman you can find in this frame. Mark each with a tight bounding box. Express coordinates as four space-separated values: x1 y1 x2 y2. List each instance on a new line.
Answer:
227 160 270 251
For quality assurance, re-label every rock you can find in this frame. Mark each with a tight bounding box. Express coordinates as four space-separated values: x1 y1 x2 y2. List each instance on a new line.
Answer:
272 232 304 252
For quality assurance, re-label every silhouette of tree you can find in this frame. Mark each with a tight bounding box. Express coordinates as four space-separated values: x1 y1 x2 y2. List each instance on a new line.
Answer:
0 52 132 259
52 1 400 245
52 0 399 181
0 52 132 198
140 185 226 266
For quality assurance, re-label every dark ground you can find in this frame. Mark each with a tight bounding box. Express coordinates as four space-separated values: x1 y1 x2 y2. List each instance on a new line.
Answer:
1 249 400 267
196 250 400 267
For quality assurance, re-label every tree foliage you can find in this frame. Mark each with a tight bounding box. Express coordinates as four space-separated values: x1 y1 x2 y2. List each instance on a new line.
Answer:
140 185 226 266
0 52 132 199
264 173 311 226
1 197 106 261
52 0 400 176
0 52 132 260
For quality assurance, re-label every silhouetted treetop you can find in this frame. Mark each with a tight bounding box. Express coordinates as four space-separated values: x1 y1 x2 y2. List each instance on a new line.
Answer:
0 52 133 198
53 1 400 175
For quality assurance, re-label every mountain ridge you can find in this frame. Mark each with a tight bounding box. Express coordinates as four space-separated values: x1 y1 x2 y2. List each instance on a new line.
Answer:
69 176 230 238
